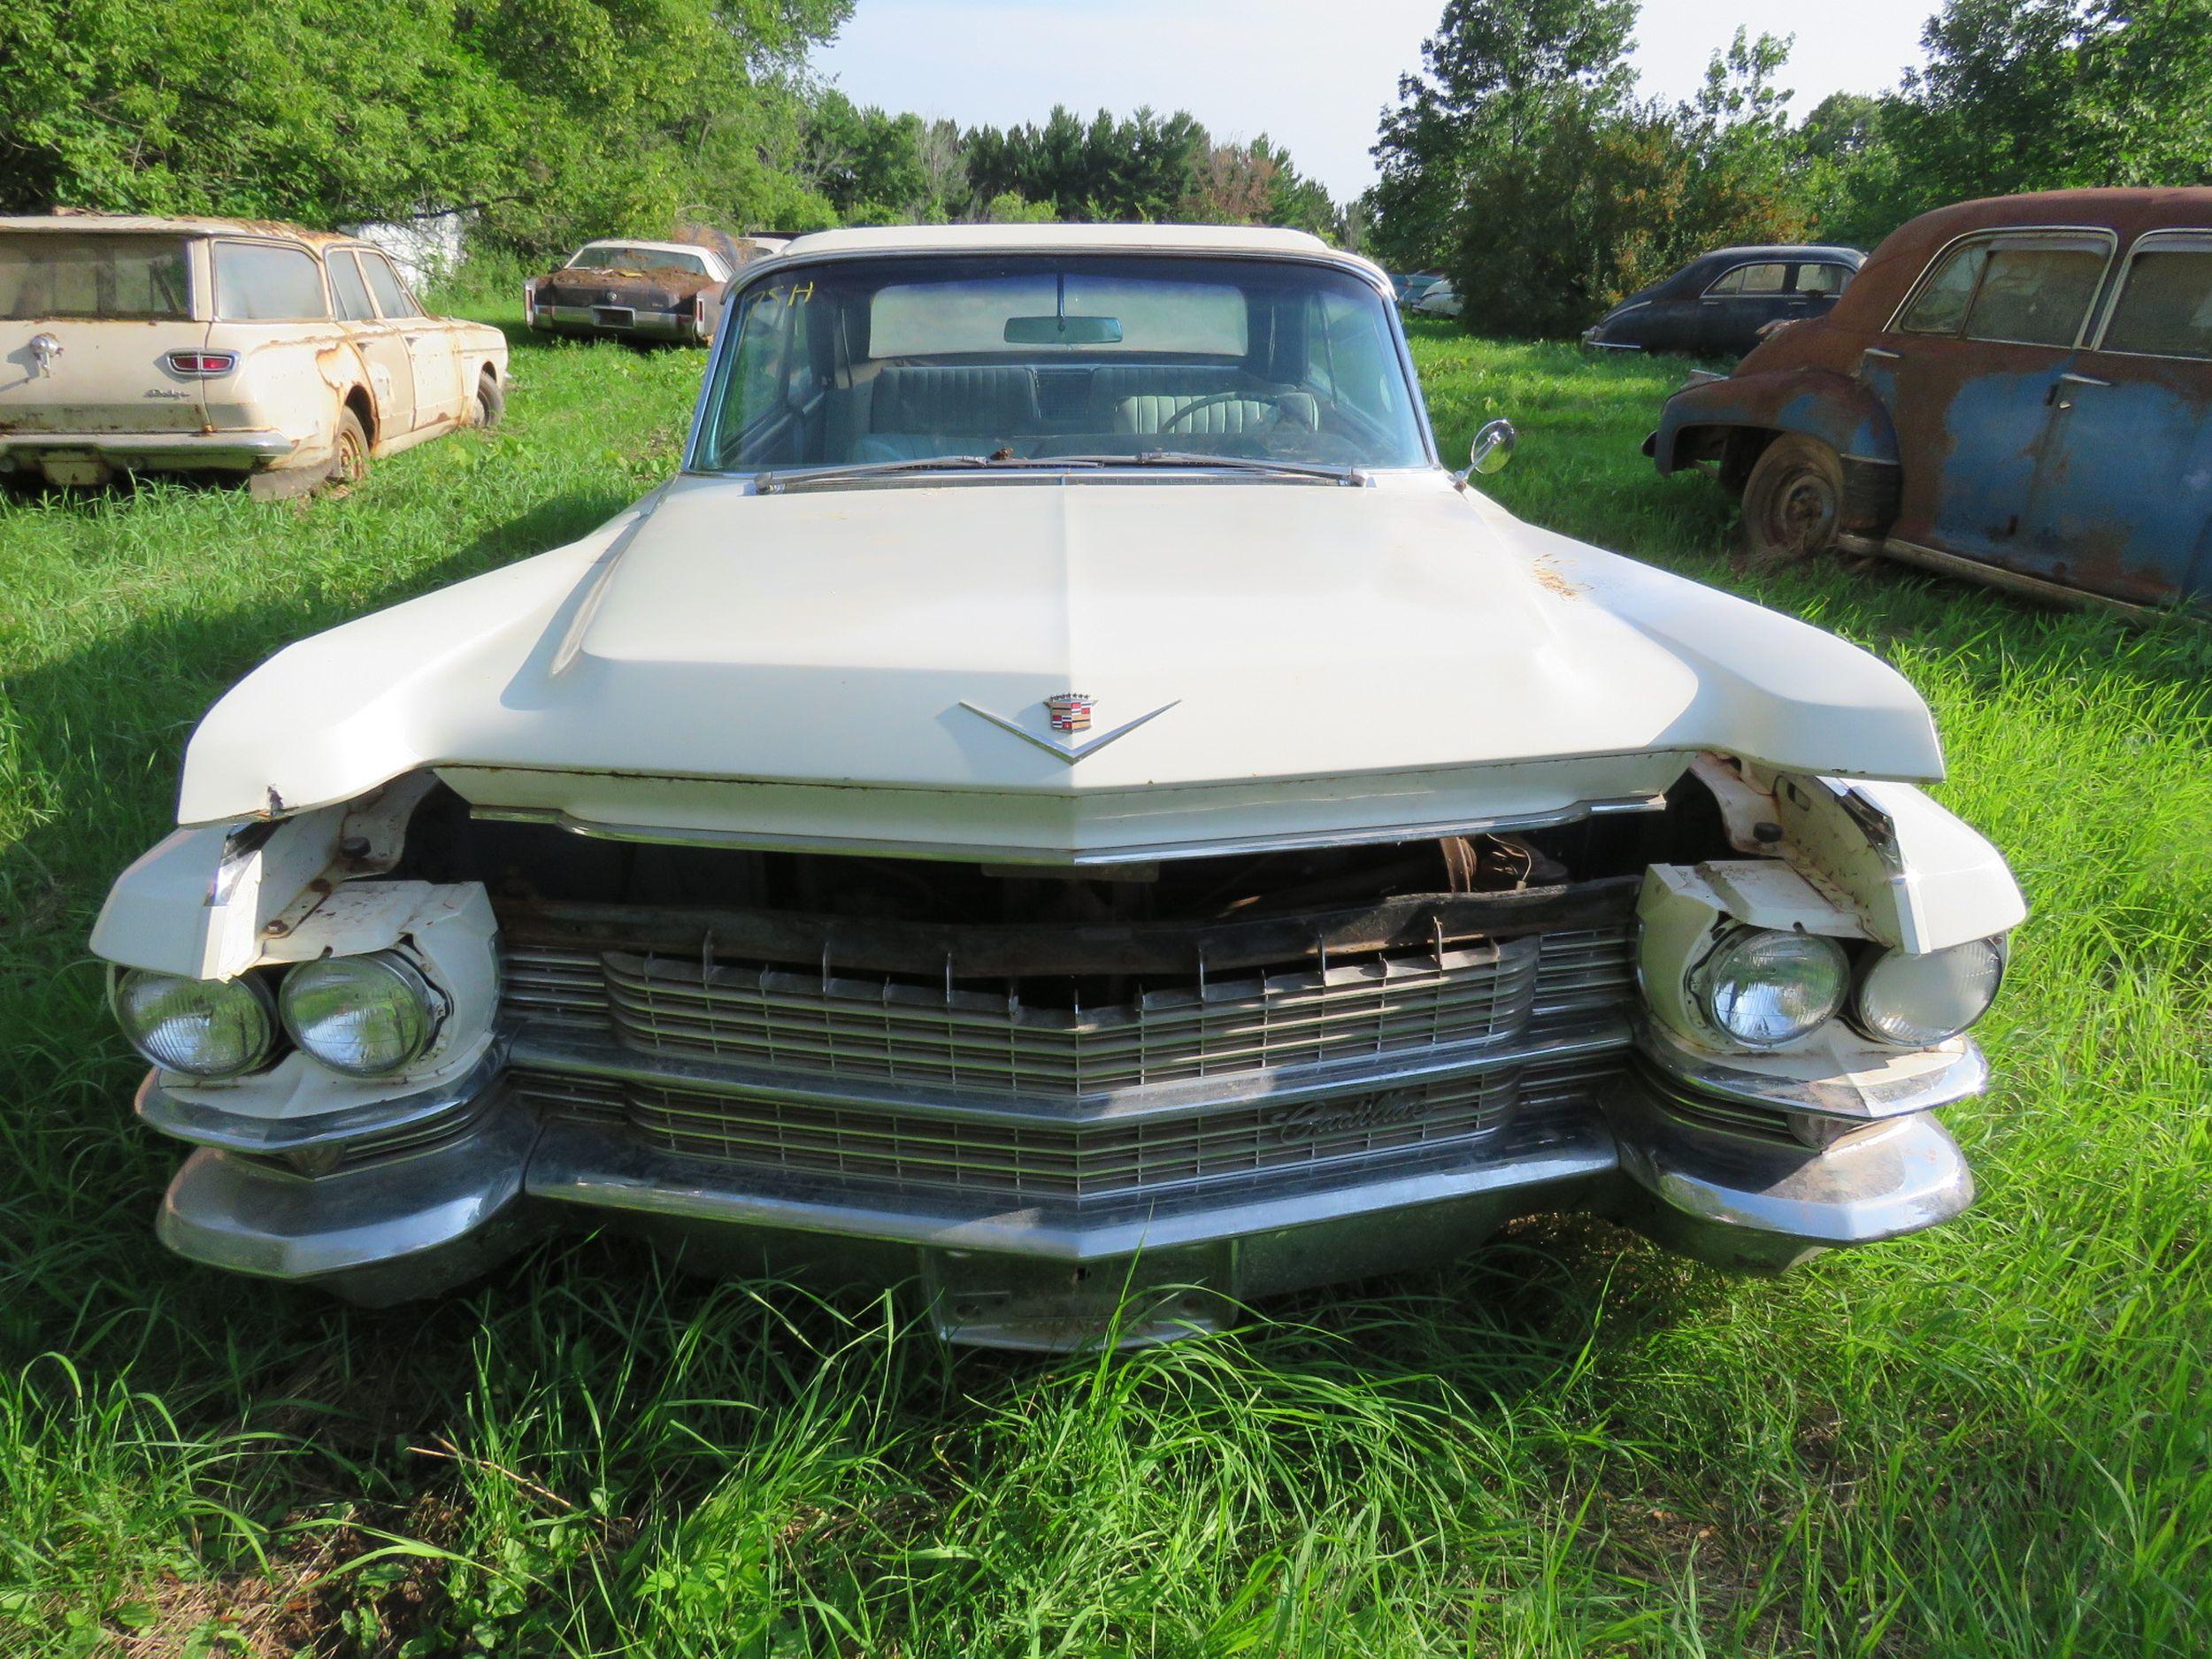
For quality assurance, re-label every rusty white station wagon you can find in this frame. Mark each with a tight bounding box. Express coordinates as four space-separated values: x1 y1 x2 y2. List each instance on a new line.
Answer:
1 215 508 495
92 225 2024 1348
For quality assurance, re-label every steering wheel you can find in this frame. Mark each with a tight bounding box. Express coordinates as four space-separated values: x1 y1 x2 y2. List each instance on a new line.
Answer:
1156 391 1316 433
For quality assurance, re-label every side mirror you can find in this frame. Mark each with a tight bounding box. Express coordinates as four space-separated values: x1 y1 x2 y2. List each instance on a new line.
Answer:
1467 419 1516 476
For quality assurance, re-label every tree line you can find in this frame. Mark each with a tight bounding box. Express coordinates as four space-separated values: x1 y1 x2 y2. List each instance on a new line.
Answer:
0 0 1347 257
1367 0 2212 337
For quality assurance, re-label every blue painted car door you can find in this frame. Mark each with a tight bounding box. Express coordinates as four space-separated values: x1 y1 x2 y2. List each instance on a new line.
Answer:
2020 230 2212 611
1861 229 2116 569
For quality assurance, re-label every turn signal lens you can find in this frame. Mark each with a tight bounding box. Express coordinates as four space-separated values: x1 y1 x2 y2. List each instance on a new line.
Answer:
165 350 238 375
279 953 441 1078
112 969 276 1079
1693 927 1850 1049
1854 938 2006 1046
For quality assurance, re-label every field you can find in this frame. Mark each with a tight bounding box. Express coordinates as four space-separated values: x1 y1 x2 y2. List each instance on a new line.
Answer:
3 304 2208 1658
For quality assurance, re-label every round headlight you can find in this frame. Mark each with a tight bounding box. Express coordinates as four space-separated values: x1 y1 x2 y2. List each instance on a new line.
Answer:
1692 926 1850 1049
112 969 276 1079
279 952 441 1078
1853 937 2005 1046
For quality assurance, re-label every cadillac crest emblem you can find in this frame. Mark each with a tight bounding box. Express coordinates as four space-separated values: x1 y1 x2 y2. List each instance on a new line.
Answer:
1045 693 1094 733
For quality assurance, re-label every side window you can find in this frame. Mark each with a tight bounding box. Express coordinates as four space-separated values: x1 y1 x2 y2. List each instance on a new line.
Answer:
359 251 421 319
1794 263 1852 296
1899 244 1988 334
327 252 377 322
1708 263 1789 296
717 288 816 465
2098 245 2212 361
1962 243 2108 347
211 242 329 321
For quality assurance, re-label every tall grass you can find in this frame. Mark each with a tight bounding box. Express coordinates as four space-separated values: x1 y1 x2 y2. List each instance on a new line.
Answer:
0 315 2204 1655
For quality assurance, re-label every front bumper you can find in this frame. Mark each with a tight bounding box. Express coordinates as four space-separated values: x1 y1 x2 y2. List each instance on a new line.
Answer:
528 302 703 343
143 1041 1979 1348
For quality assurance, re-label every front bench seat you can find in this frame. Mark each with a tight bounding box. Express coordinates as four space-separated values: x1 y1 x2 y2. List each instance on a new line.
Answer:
1112 392 1320 435
864 366 1041 461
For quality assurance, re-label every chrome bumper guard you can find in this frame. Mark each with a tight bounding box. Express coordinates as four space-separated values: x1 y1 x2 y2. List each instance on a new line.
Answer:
142 1025 1982 1340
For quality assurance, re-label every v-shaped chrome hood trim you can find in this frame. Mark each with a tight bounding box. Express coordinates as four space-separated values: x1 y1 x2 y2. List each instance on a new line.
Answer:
956 698 1182 764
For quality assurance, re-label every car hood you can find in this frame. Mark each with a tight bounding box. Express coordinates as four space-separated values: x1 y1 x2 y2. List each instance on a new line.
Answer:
176 472 1945 860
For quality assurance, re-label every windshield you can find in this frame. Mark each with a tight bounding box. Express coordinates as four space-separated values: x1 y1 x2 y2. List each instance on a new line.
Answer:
695 254 1432 476
0 233 191 320
569 245 709 276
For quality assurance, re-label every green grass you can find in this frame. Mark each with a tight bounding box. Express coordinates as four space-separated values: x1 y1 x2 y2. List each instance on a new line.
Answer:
2 311 2207 1656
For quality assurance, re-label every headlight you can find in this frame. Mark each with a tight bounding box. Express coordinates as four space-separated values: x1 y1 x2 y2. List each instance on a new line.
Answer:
112 969 276 1079
279 952 442 1077
1853 938 2005 1046
1691 926 1850 1048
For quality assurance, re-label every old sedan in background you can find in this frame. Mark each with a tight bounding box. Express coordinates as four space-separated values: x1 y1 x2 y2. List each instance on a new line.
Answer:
1409 277 1463 318
1648 189 2212 616
1 215 507 495
1585 245 1864 360
525 236 784 345
93 224 2023 1349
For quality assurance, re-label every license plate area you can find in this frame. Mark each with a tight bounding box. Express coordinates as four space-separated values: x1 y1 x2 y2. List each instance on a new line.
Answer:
592 306 634 327
922 1242 1233 1350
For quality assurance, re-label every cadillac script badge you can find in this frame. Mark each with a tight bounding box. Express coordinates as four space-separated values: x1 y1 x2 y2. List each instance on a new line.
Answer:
1045 693 1094 733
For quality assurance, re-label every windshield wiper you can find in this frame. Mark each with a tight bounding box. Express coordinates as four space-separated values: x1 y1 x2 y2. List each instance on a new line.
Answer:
1050 451 1369 486
751 449 1364 494
755 454 1103 494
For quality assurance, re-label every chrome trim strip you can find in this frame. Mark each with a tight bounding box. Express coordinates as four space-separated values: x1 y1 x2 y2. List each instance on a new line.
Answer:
525 1110 1619 1259
1846 534 2172 622
465 793 1667 867
506 1013 1633 1128
1635 1021 1987 1120
136 1045 506 1156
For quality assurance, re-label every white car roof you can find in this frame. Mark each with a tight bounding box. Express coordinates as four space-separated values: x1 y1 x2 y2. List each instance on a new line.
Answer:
777 223 1375 274
573 238 718 257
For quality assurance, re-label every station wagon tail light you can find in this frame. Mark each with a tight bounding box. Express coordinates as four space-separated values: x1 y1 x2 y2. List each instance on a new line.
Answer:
166 350 238 375
112 969 277 1079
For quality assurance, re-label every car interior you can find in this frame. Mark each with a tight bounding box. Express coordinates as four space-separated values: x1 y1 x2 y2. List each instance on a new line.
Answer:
701 259 1423 472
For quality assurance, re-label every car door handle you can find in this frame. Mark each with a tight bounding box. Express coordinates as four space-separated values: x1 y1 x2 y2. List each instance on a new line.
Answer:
1862 347 1901 362
2057 372 2110 388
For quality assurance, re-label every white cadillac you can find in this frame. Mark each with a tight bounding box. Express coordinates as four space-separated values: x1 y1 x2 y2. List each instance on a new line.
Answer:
93 226 2024 1348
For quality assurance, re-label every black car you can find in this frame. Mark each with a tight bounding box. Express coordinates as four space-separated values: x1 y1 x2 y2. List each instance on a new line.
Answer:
1583 245 1864 359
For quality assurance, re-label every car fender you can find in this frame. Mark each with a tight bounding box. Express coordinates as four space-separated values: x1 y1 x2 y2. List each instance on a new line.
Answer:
1650 367 1899 478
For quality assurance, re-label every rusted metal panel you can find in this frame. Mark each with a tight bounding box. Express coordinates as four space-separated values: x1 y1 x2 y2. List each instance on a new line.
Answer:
1650 188 2212 614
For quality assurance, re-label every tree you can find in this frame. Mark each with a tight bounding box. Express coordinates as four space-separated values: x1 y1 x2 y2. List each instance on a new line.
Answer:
0 0 855 256
1369 0 1638 269
1886 0 2212 205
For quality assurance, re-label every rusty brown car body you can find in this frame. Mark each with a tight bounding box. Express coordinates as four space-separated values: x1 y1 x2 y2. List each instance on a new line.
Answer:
1649 188 2212 616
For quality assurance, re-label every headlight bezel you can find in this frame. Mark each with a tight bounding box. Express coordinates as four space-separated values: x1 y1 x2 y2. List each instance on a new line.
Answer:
1686 924 1853 1051
110 966 280 1080
1849 936 2008 1048
278 949 447 1079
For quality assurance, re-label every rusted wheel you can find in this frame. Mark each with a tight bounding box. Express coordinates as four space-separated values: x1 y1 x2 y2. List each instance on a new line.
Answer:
328 408 371 491
1740 434 1843 561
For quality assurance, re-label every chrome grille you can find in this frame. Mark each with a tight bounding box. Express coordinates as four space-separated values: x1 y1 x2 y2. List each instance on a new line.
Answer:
502 926 1635 1099
506 1062 1625 1204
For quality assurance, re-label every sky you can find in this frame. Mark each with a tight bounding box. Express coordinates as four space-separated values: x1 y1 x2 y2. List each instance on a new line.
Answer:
810 0 1939 203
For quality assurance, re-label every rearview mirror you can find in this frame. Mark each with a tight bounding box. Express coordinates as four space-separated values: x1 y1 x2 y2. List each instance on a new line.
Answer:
1004 315 1124 346
1468 419 1516 475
